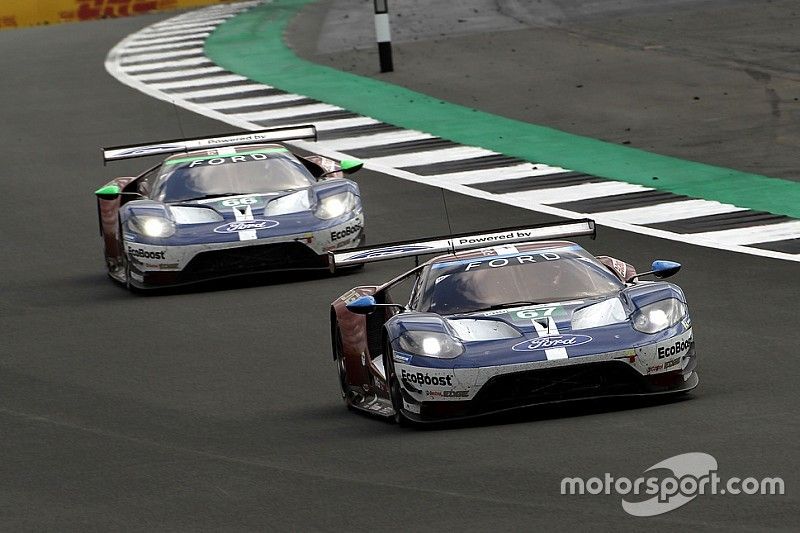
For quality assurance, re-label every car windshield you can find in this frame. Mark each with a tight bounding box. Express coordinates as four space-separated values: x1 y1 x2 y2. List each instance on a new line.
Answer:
421 248 624 315
153 149 315 203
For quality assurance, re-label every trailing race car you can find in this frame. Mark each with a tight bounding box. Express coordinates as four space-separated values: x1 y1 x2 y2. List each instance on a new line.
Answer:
328 220 697 424
95 125 365 289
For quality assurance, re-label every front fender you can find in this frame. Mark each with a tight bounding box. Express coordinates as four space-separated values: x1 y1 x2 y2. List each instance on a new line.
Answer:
330 286 380 389
384 312 454 344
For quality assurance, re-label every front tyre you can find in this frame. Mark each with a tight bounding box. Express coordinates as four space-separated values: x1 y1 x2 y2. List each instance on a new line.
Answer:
333 324 354 409
384 340 412 427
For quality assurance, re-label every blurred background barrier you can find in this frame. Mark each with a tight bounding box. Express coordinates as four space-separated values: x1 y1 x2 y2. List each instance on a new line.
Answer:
0 0 234 30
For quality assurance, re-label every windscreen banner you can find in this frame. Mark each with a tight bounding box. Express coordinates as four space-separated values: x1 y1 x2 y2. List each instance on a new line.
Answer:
0 0 233 30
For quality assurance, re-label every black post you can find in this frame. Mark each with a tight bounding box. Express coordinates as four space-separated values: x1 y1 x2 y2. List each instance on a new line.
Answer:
373 0 393 72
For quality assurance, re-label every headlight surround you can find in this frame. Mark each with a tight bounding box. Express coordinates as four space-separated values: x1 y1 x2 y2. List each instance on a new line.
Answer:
265 189 312 216
571 298 627 330
128 215 176 238
397 331 464 359
632 298 687 334
315 191 356 220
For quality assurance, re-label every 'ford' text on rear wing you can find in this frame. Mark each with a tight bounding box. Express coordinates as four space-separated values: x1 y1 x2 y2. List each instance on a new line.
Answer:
329 219 596 271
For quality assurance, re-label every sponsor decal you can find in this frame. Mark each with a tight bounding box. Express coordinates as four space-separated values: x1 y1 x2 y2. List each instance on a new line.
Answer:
393 352 412 364
512 334 593 352
480 304 565 318
425 390 469 398
663 357 682 370
213 219 279 234
682 316 692 329
657 338 692 359
400 369 453 387
331 222 362 242
404 401 421 414
464 253 561 271
166 149 289 167
128 247 166 260
646 363 663 374
339 289 360 304
347 244 433 260
456 229 543 246
115 143 181 157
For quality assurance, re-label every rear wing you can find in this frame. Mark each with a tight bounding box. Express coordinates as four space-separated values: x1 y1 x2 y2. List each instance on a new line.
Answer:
329 219 596 271
102 125 318 163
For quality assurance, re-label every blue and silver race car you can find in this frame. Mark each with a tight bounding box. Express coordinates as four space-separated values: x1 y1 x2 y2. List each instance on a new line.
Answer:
95 126 365 289
328 220 697 424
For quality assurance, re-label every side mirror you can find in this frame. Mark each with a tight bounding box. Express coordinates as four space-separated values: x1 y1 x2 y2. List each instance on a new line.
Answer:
628 260 681 282
339 159 364 175
319 159 363 179
651 260 681 278
95 184 121 200
346 295 377 315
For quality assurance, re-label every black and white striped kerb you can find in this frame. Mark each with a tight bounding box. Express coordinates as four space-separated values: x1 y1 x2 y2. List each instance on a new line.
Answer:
104 1 800 262
374 0 393 73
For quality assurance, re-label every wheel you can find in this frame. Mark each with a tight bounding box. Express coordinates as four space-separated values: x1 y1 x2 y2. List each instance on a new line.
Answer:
384 341 412 427
117 218 132 290
333 325 354 407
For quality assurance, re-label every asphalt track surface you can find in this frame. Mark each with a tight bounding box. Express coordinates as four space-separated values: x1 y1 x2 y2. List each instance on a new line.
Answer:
0 6 798 532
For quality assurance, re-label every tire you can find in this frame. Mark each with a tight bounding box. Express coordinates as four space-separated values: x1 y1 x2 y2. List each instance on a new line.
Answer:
117 218 132 290
384 341 412 427
333 324 353 408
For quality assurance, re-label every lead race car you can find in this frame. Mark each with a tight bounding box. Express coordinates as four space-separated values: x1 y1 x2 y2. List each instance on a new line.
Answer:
328 220 697 424
94 125 365 289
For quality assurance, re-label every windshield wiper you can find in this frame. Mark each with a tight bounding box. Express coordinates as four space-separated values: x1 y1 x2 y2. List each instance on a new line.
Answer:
455 301 543 315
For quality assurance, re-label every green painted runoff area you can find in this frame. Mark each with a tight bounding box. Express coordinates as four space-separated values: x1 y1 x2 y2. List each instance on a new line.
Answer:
205 0 800 218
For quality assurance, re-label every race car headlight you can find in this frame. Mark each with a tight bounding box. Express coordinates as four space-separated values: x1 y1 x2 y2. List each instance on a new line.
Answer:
397 331 464 359
571 298 627 330
632 298 687 334
265 189 312 216
315 192 356 220
128 215 176 238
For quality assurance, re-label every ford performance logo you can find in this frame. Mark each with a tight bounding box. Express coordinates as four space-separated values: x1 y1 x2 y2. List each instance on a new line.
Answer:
347 245 433 260
213 219 279 234
116 143 182 156
512 334 593 351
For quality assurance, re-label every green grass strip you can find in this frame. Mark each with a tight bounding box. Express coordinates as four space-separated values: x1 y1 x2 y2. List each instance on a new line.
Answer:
205 0 800 218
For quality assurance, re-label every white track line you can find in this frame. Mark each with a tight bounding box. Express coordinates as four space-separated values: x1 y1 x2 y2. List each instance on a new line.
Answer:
432 164 570 185
234 103 344 122
132 66 224 81
367 146 498 168
176 84 272 100
601 200 746 224
206 93 307 109
149 74 250 90
503 181 650 205
690 221 800 245
127 33 212 46
120 48 204 63
121 57 212 73
319 130 435 151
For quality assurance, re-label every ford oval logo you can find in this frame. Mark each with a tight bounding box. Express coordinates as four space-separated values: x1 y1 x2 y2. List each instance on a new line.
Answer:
512 334 593 351
213 219 279 234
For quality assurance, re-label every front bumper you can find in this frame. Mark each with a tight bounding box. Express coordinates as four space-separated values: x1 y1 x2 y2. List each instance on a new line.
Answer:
124 217 365 288
395 333 698 423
